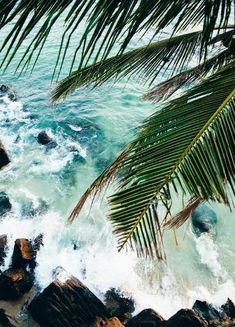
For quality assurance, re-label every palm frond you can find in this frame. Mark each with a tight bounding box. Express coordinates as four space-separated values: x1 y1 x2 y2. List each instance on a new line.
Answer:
52 31 202 102
108 64 235 258
0 0 233 76
164 196 204 229
70 63 235 258
144 49 234 102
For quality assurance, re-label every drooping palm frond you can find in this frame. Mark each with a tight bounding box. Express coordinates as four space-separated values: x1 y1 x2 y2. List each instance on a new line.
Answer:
164 196 204 229
70 63 235 258
0 0 233 76
52 31 202 102
144 49 234 102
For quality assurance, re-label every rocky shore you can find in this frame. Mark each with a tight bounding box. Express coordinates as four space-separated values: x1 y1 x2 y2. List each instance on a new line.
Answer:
0 233 234 327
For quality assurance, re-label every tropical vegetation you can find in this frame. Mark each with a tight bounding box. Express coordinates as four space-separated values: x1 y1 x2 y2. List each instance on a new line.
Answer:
0 0 234 259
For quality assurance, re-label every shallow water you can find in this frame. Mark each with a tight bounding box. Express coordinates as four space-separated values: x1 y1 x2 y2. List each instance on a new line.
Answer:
0 19 235 319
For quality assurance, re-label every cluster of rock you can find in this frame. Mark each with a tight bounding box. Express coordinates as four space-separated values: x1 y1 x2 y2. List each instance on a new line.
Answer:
0 234 234 327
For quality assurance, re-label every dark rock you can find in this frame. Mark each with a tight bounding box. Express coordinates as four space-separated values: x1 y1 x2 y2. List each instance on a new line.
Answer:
105 288 135 323
32 234 44 252
0 235 7 266
0 143 10 170
0 193 11 216
222 299 235 319
0 268 34 300
0 85 17 101
192 300 223 321
165 309 208 327
192 204 217 235
126 309 165 327
0 85 10 93
28 267 109 327
11 239 34 269
0 309 16 327
37 131 52 145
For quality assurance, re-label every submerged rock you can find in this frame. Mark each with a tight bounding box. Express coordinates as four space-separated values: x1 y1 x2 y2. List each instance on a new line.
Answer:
0 235 8 266
28 267 109 327
0 143 10 170
193 300 223 322
165 309 208 327
0 268 34 300
105 288 135 323
126 309 165 327
37 131 57 148
0 84 17 101
192 204 217 235
0 193 12 216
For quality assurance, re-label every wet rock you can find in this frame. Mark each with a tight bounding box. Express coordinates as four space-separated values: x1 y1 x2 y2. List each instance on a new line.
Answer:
0 193 12 216
0 143 10 170
0 85 17 101
126 309 165 327
193 300 223 321
0 268 34 300
222 299 235 319
28 267 109 327
105 288 135 323
37 131 51 145
0 235 7 266
103 317 124 327
32 234 43 252
0 85 10 94
11 239 34 270
0 309 17 327
165 309 208 327
192 204 217 235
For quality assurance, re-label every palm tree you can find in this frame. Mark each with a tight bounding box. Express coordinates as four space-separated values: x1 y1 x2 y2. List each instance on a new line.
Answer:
0 0 234 259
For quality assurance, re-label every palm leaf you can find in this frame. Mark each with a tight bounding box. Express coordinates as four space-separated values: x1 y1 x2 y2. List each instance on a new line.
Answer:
70 63 235 258
0 0 233 76
52 31 202 102
144 49 235 102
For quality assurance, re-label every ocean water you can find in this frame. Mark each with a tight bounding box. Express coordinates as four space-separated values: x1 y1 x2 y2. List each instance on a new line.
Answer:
0 19 235 319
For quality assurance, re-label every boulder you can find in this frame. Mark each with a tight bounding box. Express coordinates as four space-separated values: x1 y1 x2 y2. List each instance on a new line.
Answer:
0 193 11 216
0 268 34 300
192 300 223 321
192 204 217 235
0 85 17 101
103 317 124 327
221 299 235 319
165 309 208 327
0 235 7 266
0 309 16 327
28 267 109 327
105 288 135 323
37 131 56 148
11 239 34 270
126 309 165 327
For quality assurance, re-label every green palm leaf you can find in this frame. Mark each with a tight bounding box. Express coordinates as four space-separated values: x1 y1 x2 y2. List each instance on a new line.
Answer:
144 49 235 102
70 63 235 258
0 0 233 76
52 31 202 102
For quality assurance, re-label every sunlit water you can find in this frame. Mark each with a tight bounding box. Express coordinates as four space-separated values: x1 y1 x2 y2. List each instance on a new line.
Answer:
0 19 234 319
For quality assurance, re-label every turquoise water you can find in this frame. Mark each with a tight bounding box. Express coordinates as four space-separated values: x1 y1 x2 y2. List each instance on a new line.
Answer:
0 19 235 319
